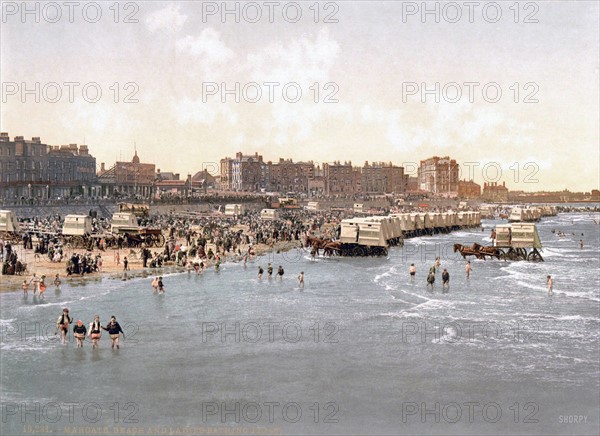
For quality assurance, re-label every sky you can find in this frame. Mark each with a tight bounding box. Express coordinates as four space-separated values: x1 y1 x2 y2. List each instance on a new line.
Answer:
1 1 599 192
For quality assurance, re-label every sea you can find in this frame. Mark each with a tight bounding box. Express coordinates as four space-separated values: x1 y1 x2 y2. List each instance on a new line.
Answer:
1 211 599 435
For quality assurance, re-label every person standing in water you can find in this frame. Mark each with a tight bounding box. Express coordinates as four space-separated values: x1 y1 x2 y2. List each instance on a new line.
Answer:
158 276 165 293
258 266 263 279
298 271 305 288
409 264 416 281
547 275 553 295
151 276 159 293
88 315 102 349
465 261 472 279
22 280 29 295
102 316 124 349
579 239 584 249
435 257 441 270
53 274 61 291
73 320 87 348
38 275 47 298
30 273 40 295
426 271 435 290
441 268 450 290
277 265 284 279
123 256 129 271
56 308 72 344
267 263 273 278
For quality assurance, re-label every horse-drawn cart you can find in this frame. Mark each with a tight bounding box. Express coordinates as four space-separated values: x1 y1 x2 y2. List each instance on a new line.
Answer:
116 227 165 248
453 223 544 262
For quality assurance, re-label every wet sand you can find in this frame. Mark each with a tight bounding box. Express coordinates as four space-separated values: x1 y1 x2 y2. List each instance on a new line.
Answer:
0 239 303 293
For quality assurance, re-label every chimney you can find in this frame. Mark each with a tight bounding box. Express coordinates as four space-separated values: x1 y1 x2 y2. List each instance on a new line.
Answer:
175 173 180 180
32 137 41 143
100 163 105 172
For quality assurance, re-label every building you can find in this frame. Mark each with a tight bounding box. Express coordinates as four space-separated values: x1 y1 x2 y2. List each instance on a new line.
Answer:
361 161 406 194
458 179 481 199
0 133 97 200
267 158 316 194
226 152 269 192
482 181 509 202
191 169 217 192
418 156 459 194
219 157 233 190
97 150 155 198
323 161 355 195
405 176 420 193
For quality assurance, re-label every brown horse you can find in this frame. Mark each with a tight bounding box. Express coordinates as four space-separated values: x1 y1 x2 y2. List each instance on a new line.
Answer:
323 241 341 256
306 236 337 257
453 243 498 260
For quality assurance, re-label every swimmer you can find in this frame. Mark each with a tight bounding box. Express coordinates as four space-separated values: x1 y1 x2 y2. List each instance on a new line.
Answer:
158 276 165 293
151 276 159 293
267 263 273 278
435 257 441 269
547 275 553 295
579 239 584 249
298 271 305 288
73 320 87 348
102 316 124 349
409 264 416 280
465 261 472 279
22 280 29 295
277 265 284 279
88 315 102 349
55 308 72 344
258 266 263 279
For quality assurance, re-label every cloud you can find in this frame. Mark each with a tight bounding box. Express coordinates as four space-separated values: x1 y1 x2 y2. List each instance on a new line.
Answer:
145 4 188 33
176 28 235 64
246 27 340 86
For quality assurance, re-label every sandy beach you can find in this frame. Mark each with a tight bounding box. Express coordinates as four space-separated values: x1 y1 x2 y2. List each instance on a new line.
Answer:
0 238 303 293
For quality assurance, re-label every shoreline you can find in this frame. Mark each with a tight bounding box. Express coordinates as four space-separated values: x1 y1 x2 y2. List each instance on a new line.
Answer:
0 240 303 294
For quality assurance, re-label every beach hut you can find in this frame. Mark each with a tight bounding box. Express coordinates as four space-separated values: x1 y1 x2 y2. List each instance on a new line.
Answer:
62 215 92 236
260 209 278 220
110 212 139 233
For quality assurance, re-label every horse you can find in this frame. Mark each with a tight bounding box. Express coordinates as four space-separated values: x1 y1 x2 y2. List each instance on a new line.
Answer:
472 243 501 258
453 243 481 259
323 241 341 257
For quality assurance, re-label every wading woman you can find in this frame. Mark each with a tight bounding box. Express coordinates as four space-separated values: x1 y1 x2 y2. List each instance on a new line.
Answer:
55 308 72 345
88 315 102 349
73 320 87 348
102 316 125 349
